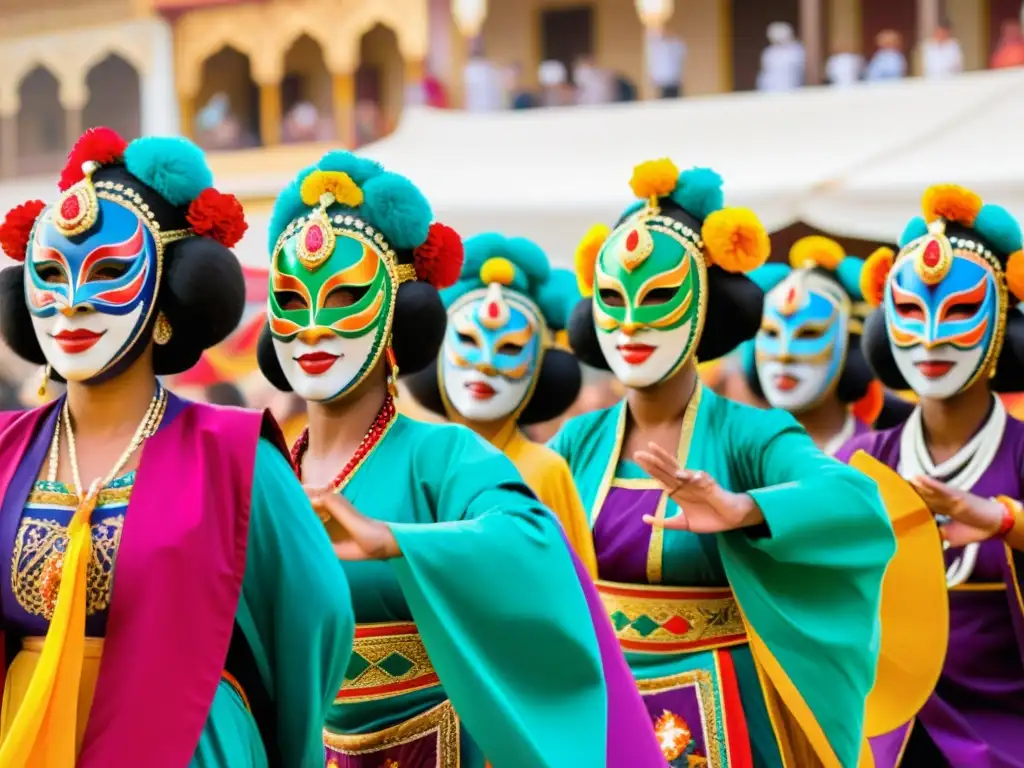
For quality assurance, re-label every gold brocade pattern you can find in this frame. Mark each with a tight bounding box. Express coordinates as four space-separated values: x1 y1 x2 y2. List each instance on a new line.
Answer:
323 701 461 768
638 669 725 766
11 486 127 621
337 623 439 703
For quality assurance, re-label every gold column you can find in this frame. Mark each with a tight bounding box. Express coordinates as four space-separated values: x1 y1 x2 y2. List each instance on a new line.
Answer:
800 0 824 84
405 58 425 89
332 72 355 148
179 94 196 140
259 83 282 147
0 114 17 179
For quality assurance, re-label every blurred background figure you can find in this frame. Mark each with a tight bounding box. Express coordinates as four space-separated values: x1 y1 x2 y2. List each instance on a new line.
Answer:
463 38 504 112
573 55 614 105
505 62 536 109
204 382 247 408
0 378 22 410
865 30 907 81
282 101 328 143
353 99 383 146
757 21 805 92
420 66 449 108
991 19 1024 69
825 41 865 86
537 59 574 107
922 22 963 79
645 27 686 98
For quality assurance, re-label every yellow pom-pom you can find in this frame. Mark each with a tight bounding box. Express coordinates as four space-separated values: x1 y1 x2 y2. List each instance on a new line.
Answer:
700 207 770 273
480 256 516 286
860 247 895 308
1006 250 1024 302
300 170 364 208
922 184 982 227
575 223 611 297
789 235 845 271
629 158 680 201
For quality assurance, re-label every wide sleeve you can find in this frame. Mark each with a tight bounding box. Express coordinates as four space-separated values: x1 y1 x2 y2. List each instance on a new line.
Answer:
387 427 662 768
236 439 354 768
716 410 894 768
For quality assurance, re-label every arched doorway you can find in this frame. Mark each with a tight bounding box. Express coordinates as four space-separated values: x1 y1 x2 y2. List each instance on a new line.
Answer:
356 24 403 147
194 46 260 150
16 66 66 176
83 54 141 140
282 34 333 143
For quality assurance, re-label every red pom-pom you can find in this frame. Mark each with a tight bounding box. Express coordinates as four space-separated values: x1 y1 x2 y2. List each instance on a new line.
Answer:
413 222 464 289
186 188 248 248
0 200 47 262
58 127 128 191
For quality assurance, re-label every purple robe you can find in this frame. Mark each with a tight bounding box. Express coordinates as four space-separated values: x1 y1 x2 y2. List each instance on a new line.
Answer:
838 419 1024 768
0 395 281 768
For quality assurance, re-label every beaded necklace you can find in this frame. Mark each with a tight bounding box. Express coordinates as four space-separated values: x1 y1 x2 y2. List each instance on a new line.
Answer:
291 394 397 495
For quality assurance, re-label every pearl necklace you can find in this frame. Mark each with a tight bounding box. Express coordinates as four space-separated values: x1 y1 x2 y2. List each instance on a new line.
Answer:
47 386 168 500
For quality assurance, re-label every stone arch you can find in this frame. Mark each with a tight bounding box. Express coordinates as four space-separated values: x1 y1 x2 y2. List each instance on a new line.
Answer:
83 54 141 141
194 46 261 150
281 33 333 143
355 24 403 147
16 65 66 176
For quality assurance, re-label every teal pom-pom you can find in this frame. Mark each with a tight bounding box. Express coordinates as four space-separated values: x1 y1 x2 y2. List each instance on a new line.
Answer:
440 278 480 309
535 268 581 330
974 203 1023 255
669 167 725 221
267 163 317 253
123 137 213 207
748 263 790 293
618 199 645 220
835 256 866 301
898 217 929 248
317 151 383 186
361 172 432 250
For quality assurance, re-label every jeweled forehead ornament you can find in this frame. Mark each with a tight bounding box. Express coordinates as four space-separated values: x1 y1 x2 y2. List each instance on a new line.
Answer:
478 281 510 329
774 274 806 316
295 192 339 271
906 218 955 285
616 210 656 272
53 161 101 237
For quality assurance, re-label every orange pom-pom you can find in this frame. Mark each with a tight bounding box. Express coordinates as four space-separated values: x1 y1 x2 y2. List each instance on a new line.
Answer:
59 127 127 191
0 200 47 262
1006 250 1024 302
414 222 463 288
629 158 680 201
861 247 895 308
575 224 611 297
701 207 770 273
851 379 884 427
789 235 845 271
922 184 983 227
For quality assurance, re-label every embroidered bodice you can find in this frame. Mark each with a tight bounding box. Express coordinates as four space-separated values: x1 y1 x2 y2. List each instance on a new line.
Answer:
5 473 133 637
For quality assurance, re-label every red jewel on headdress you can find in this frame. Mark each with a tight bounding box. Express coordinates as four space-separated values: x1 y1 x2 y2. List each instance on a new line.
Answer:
305 223 324 252
626 229 639 251
60 194 81 221
922 239 941 268
487 302 499 318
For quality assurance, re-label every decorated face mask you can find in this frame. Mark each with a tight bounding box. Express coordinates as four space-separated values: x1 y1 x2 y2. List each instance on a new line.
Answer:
755 270 849 412
441 283 543 422
593 211 706 388
269 211 399 402
25 190 161 383
885 225 1003 399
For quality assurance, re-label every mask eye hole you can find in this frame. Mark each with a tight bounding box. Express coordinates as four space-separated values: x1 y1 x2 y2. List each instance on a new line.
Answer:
456 331 478 348
639 287 677 306
34 263 68 285
275 290 308 312
497 342 524 356
760 325 779 339
942 301 982 322
599 288 626 307
795 327 825 340
324 284 369 309
87 259 129 282
895 301 924 322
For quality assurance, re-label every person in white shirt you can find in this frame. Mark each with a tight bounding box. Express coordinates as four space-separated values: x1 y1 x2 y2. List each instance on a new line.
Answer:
757 21 805 92
922 24 964 78
573 56 615 105
463 39 504 112
538 59 574 107
825 43 864 87
645 29 686 98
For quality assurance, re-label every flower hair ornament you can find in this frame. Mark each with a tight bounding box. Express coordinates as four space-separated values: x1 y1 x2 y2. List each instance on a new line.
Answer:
0 126 250 387
569 158 771 376
258 151 465 401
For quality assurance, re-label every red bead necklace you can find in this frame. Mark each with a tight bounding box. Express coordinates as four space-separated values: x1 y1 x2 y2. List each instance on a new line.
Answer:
291 395 397 491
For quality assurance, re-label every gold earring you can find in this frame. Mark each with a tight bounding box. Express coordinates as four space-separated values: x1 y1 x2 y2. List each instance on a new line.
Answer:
154 313 173 346
385 346 399 398
37 364 51 399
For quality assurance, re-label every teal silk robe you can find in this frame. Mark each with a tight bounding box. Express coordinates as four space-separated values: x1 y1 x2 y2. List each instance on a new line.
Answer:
324 415 638 767
549 386 895 767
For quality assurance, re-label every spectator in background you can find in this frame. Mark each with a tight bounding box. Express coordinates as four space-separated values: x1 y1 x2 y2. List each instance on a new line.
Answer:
353 99 382 146
421 67 449 108
0 378 22 410
614 73 639 102
463 38 504 112
825 41 865 86
991 19 1024 69
205 382 247 408
505 62 537 109
645 28 686 98
573 55 615 105
865 29 907 81
537 60 574 107
282 101 324 143
922 23 964 78
757 22 805 92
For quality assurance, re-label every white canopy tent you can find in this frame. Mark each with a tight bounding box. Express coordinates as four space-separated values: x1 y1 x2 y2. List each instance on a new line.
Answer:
1 69 1022 271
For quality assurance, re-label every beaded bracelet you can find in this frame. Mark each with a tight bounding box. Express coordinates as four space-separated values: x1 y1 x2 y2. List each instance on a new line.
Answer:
994 496 1021 538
